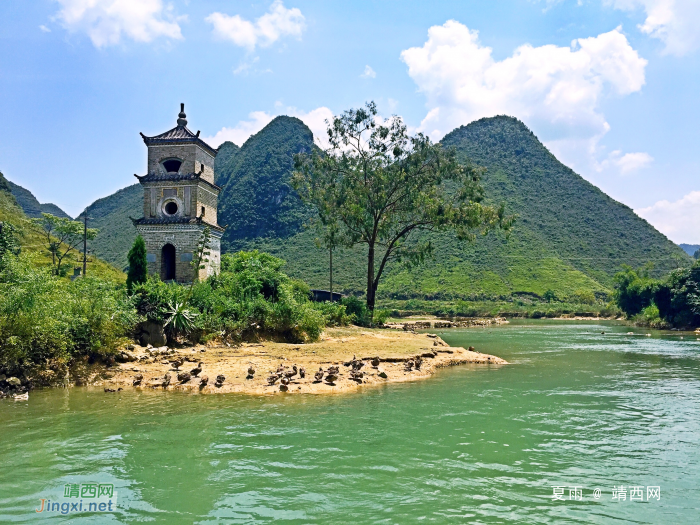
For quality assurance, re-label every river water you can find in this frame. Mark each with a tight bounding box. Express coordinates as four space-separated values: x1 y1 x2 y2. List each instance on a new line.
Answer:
0 320 698 524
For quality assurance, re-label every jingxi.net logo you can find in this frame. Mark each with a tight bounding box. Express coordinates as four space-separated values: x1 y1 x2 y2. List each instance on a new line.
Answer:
35 483 117 515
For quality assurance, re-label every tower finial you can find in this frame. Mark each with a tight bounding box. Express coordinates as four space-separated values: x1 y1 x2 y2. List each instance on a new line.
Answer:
177 103 187 127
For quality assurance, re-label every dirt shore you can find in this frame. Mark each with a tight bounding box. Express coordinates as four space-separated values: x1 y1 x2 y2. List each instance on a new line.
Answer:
101 326 508 395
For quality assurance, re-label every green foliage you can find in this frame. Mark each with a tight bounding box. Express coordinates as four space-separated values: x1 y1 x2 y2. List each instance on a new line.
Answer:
543 289 557 302
133 251 346 344
81 183 142 270
0 253 136 378
191 226 212 284
653 262 700 329
163 301 198 337
78 114 689 306
126 236 148 292
340 296 389 326
0 171 11 194
572 289 596 305
613 265 658 316
694 249 700 260
31 213 98 276
4 176 71 219
216 116 315 249
0 221 21 265
293 102 513 315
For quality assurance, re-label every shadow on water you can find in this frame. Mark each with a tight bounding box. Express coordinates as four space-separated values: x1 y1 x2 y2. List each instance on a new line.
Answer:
0 320 698 523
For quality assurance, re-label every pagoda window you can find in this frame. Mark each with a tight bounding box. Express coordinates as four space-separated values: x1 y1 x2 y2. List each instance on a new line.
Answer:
162 158 182 173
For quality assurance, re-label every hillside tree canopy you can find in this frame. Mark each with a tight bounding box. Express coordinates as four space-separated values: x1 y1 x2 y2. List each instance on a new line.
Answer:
293 102 513 316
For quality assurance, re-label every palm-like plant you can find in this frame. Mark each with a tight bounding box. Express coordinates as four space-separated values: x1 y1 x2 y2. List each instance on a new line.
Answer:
163 301 197 336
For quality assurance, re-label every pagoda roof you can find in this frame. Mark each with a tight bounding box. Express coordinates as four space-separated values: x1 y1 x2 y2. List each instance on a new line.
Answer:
134 172 221 191
140 104 218 157
131 216 224 232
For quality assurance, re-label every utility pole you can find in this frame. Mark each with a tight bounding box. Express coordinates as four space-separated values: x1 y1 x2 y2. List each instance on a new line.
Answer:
82 215 89 277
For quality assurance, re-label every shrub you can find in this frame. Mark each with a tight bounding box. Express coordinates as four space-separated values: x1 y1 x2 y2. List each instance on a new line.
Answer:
0 253 136 378
126 236 148 293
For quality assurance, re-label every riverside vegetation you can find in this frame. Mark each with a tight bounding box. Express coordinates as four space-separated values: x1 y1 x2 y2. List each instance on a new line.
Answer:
0 179 354 391
612 262 700 329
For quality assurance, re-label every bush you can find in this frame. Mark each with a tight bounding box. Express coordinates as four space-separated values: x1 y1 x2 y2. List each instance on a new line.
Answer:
0 253 136 378
613 265 657 316
340 296 389 326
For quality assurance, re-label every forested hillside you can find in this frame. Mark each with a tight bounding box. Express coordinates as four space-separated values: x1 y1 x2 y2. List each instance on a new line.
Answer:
0 172 123 280
80 184 142 270
215 116 314 249
76 114 690 302
5 177 71 219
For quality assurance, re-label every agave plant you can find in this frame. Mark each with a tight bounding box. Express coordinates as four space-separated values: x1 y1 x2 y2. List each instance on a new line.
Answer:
163 301 198 336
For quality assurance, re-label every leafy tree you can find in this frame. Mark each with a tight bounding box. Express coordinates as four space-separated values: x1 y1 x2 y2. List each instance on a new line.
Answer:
293 101 513 317
542 289 557 302
191 226 212 283
654 262 700 328
31 213 98 276
126 235 148 293
693 249 700 260
613 264 657 316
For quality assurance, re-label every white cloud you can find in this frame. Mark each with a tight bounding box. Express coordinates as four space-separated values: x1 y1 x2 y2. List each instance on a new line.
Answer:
636 190 700 243
204 106 333 148
609 0 700 56
206 1 305 51
609 150 654 174
54 0 184 48
361 65 376 78
40 25 51 33
400 21 647 174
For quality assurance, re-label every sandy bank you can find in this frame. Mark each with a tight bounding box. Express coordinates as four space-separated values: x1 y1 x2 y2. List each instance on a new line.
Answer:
101 326 508 395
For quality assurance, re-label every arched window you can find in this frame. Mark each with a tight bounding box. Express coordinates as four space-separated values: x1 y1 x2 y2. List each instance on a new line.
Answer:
161 244 176 281
164 201 178 215
162 159 182 173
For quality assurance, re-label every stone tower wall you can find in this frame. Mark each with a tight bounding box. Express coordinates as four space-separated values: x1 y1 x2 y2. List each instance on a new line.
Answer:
136 223 222 282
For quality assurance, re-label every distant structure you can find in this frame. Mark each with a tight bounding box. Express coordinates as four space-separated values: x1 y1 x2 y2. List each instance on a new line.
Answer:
132 104 223 282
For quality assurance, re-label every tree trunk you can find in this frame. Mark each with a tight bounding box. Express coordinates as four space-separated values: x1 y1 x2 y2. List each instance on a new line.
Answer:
366 242 376 315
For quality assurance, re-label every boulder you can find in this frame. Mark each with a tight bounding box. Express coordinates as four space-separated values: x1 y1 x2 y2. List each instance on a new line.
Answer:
136 321 167 347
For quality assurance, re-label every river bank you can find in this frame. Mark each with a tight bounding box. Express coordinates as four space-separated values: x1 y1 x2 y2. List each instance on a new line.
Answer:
98 326 508 395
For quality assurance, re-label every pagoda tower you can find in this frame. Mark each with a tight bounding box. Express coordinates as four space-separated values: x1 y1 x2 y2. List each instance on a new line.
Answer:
132 104 223 282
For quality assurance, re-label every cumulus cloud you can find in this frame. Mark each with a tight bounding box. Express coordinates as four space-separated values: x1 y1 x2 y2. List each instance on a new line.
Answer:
53 0 184 48
361 65 376 78
636 190 700 243
204 106 333 148
609 0 700 56
608 150 654 174
400 21 647 173
206 1 305 51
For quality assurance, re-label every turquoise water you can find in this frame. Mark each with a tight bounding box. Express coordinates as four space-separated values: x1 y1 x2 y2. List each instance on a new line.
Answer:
1 320 698 523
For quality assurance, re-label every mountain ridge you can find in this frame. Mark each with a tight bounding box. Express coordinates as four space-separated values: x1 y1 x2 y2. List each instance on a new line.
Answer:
76 114 690 300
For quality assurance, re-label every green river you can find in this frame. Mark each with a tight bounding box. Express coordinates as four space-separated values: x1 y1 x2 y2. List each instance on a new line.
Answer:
1 320 698 523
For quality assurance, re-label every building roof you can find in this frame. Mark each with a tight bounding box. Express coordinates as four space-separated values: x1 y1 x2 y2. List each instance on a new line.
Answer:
133 172 221 191
140 104 218 157
131 215 225 232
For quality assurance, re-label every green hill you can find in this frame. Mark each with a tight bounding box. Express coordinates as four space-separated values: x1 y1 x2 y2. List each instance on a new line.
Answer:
0 173 124 281
5 177 71 219
79 114 690 302
216 116 314 248
79 184 142 271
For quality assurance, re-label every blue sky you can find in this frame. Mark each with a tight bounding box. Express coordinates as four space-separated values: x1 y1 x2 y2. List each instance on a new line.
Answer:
0 0 698 242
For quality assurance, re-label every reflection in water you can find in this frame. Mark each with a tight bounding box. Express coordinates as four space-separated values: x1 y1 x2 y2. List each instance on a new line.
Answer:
0 321 698 523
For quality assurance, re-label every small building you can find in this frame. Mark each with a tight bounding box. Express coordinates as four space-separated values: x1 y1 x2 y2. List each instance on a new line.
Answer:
132 104 224 282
